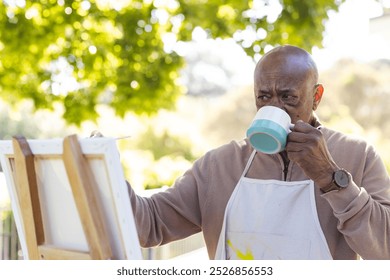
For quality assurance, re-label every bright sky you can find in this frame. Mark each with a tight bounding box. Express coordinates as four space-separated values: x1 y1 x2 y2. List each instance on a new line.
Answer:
313 0 390 70
181 0 390 87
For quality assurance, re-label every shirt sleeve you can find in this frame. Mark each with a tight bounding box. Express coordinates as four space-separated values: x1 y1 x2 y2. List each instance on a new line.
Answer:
322 144 390 260
126 153 211 247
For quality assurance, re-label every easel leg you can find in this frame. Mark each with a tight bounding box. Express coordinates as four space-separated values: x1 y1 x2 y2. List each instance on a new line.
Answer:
63 134 113 260
12 136 44 260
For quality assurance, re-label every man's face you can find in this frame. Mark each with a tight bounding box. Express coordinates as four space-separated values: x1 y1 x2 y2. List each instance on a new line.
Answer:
253 52 319 125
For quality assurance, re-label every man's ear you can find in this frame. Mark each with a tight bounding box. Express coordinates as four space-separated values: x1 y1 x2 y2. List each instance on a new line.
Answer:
313 84 324 110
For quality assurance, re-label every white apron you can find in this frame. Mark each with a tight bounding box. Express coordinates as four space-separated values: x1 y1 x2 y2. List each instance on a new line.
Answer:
215 150 332 260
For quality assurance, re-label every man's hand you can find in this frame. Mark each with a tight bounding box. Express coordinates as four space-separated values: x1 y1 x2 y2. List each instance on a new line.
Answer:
285 121 338 188
90 130 104 138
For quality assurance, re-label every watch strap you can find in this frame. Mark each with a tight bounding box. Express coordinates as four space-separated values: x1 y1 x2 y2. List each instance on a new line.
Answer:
320 169 350 193
320 180 340 193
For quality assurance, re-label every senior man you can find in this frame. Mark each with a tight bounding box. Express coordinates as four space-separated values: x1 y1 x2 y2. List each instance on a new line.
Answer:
127 45 390 260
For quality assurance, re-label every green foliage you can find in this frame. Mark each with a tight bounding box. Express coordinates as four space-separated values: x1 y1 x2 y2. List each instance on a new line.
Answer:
0 100 73 140
0 0 343 125
316 59 390 175
135 126 197 161
116 115 201 190
0 208 21 260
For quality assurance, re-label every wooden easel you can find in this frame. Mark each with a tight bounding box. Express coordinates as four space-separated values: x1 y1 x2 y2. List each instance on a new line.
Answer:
12 135 113 260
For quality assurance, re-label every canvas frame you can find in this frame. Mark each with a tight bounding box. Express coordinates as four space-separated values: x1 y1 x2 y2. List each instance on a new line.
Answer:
0 135 142 260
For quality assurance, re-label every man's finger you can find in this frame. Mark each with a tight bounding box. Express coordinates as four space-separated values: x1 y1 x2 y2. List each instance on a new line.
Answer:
291 120 314 133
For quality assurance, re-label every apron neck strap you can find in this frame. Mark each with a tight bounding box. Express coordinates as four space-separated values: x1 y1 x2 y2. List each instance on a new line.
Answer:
241 150 257 178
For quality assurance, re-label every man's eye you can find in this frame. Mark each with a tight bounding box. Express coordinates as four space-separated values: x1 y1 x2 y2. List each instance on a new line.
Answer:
281 93 297 102
257 95 270 101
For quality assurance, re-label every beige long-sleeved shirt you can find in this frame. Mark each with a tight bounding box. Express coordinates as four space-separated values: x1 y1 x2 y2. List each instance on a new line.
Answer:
128 126 390 259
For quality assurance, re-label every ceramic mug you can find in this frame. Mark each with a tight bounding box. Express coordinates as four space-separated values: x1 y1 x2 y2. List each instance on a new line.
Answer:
246 106 293 154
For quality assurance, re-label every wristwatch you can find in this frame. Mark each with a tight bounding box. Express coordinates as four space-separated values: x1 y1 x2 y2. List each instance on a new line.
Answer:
320 169 350 193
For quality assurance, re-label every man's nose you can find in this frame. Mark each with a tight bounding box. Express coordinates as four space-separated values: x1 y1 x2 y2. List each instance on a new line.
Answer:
268 97 285 110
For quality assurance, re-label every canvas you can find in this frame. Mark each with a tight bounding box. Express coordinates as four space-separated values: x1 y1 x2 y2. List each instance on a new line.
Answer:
0 135 142 260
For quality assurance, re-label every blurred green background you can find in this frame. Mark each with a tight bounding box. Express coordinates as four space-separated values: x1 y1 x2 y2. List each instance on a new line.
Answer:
1 0 389 196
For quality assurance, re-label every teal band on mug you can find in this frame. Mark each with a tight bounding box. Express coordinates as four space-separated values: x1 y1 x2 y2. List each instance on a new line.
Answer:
246 119 288 154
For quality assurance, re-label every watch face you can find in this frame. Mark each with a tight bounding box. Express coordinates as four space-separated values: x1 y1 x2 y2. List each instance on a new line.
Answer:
334 169 349 188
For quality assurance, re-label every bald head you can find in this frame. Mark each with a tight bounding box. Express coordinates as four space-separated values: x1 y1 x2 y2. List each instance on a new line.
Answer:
253 45 324 124
255 45 318 85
